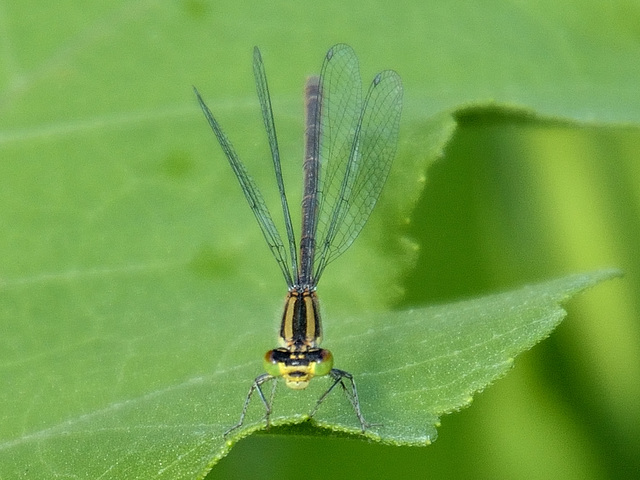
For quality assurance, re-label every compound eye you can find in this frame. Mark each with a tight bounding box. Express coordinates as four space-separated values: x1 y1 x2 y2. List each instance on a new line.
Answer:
263 350 281 377
313 349 334 377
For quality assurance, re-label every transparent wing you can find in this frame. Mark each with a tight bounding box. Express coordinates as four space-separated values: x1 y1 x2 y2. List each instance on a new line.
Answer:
194 87 295 287
313 62 403 282
310 45 362 284
253 47 299 282
314 44 363 259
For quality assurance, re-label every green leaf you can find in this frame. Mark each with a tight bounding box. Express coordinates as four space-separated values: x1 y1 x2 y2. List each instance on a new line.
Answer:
218 270 620 446
1 0 636 478
0 267 618 478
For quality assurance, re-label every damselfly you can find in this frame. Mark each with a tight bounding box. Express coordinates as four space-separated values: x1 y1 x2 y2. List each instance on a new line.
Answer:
194 44 402 435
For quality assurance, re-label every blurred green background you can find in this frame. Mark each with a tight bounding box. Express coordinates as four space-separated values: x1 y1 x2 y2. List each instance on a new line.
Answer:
1 1 639 479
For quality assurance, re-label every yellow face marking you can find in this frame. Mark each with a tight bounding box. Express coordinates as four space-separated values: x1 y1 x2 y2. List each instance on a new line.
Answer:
264 347 334 390
281 362 313 389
